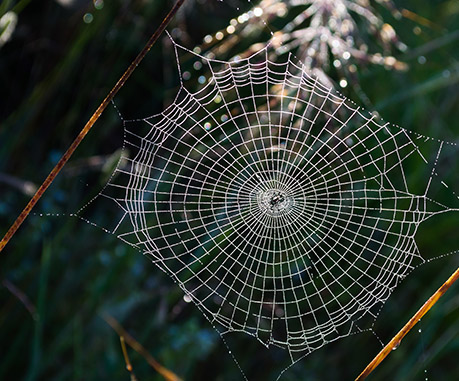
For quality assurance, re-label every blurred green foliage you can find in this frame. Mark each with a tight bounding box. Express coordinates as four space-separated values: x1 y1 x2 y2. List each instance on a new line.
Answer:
0 0 458 380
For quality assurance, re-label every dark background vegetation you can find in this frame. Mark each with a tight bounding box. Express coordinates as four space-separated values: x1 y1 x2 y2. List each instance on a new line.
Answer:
0 0 458 380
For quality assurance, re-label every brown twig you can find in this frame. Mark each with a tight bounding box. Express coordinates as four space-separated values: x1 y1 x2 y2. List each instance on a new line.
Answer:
2 278 38 320
120 336 138 381
0 0 186 253
401 8 443 31
103 314 182 381
355 265 459 380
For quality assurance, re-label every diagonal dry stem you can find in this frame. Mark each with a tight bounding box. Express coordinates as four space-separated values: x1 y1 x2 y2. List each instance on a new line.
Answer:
0 0 186 253
103 314 182 381
356 265 459 380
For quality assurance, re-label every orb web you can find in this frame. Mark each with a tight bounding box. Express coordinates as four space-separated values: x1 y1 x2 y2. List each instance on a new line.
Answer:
95 39 458 369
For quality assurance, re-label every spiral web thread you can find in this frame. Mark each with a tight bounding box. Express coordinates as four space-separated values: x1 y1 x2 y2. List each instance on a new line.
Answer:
95 40 458 369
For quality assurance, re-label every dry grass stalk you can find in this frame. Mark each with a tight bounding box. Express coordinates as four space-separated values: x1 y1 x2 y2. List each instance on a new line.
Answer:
103 314 182 381
356 266 459 380
0 0 186 253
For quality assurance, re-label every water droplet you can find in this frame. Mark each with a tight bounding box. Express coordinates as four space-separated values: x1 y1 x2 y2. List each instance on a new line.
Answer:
94 0 104 10
339 79 348 88
83 13 93 23
254 7 263 17
227 25 235 34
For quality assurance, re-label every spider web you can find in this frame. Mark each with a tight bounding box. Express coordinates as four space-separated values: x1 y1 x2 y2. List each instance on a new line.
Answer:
89 39 458 373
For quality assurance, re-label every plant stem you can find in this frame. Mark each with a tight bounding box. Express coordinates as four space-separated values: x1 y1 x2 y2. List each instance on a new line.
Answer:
0 0 186 253
103 314 182 381
355 265 459 380
26 242 52 381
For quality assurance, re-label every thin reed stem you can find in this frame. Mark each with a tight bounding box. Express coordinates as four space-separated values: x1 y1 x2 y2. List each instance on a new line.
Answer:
355 265 459 380
120 336 138 381
0 0 186 253
103 314 182 381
